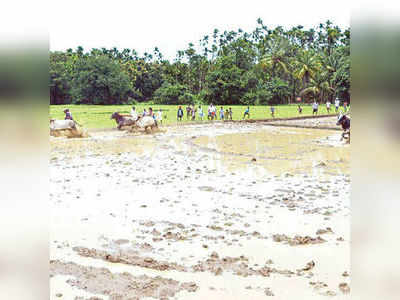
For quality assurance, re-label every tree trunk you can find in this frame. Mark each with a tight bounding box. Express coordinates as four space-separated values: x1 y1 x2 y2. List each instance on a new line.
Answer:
291 78 296 103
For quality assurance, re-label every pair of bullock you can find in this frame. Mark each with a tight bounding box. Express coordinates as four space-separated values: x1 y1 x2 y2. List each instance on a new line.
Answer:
110 112 157 132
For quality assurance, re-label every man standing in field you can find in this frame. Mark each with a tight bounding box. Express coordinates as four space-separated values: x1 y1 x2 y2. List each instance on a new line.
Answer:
335 98 340 113
243 106 250 119
198 106 204 121
229 107 233 120
326 100 331 113
186 105 191 120
312 101 319 115
211 104 216 120
270 106 275 118
177 106 184 121
208 103 216 120
207 104 212 120
191 105 196 120
220 106 225 120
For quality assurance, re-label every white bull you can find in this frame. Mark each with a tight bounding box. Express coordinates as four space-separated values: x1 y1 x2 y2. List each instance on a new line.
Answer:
135 116 158 132
50 119 76 130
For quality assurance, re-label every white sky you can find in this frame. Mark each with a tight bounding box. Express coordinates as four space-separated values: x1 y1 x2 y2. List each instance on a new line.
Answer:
50 0 350 59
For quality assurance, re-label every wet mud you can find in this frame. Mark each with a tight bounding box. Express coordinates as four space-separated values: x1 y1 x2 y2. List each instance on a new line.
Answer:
50 260 198 299
50 117 350 299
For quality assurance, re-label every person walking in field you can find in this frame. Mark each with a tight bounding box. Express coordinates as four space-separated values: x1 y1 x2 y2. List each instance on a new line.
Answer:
64 108 73 120
142 109 148 117
326 100 331 113
298 105 303 114
270 106 275 118
335 98 340 113
243 106 250 119
343 101 348 112
177 106 184 121
312 101 319 115
157 109 163 125
229 107 233 120
225 108 229 120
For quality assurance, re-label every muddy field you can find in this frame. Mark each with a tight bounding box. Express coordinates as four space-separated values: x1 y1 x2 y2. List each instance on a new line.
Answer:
50 117 350 300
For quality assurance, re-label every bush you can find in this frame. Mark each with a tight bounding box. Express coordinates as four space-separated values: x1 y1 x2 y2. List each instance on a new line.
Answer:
194 89 209 105
128 88 143 102
70 55 132 105
178 92 194 104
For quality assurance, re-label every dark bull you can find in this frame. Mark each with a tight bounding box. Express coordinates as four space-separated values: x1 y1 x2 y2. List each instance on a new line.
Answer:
337 114 350 142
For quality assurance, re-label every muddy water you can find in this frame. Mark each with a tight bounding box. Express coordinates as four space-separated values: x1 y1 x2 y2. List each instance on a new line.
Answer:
192 127 349 176
50 119 350 300
50 131 158 159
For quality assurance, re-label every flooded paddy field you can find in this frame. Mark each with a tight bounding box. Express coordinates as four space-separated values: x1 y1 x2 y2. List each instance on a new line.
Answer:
50 117 350 300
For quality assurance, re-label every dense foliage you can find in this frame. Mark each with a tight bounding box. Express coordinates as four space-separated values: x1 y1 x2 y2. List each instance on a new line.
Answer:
50 20 350 105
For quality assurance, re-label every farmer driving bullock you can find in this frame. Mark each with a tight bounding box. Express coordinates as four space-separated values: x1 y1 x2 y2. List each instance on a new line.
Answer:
337 113 350 142
130 106 139 121
64 108 73 120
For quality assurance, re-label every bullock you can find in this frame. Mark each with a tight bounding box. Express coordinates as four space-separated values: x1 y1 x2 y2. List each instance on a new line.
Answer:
111 112 158 133
337 114 350 142
50 119 76 130
110 112 136 130
49 119 88 138
135 116 158 133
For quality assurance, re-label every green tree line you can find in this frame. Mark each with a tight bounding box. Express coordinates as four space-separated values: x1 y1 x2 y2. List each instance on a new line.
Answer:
50 20 350 106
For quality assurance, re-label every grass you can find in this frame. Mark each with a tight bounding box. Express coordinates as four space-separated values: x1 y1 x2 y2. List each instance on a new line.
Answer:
49 104 344 129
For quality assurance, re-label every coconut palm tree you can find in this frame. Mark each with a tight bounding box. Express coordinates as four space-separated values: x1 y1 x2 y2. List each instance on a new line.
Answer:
294 50 321 88
299 71 334 103
259 36 291 77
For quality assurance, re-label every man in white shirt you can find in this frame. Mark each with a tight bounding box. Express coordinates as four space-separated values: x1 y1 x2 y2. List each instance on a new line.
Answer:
208 104 212 120
326 100 331 113
209 104 216 120
312 101 319 115
130 106 138 121
335 98 340 113
157 109 163 125
198 106 204 121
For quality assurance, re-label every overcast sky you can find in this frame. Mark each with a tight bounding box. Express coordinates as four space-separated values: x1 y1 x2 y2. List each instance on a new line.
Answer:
49 0 350 59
